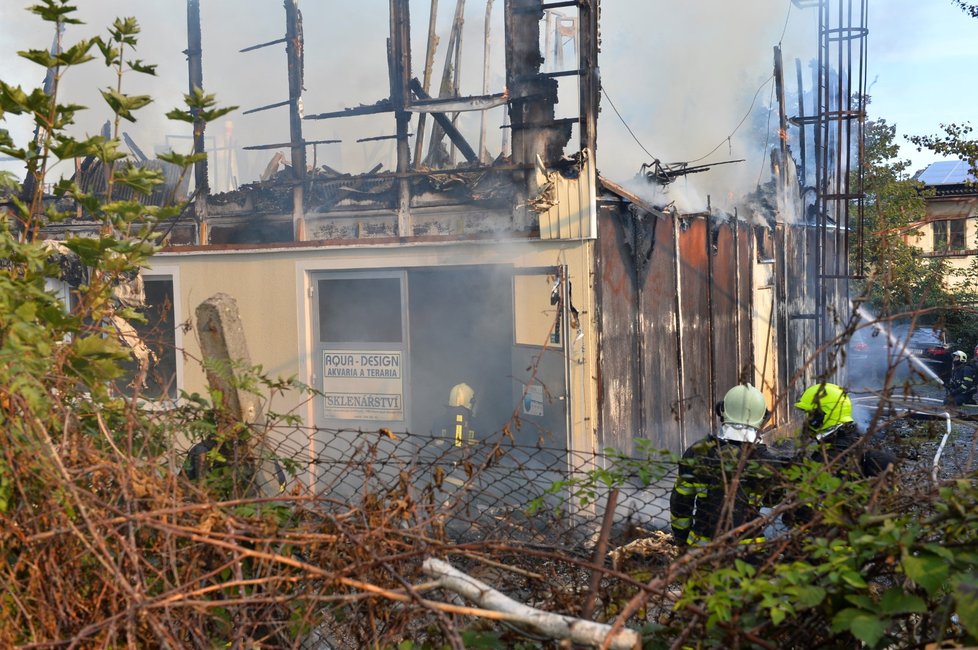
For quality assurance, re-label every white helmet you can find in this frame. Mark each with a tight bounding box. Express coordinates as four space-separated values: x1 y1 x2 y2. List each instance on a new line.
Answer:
953 350 968 364
448 382 475 410
718 384 768 429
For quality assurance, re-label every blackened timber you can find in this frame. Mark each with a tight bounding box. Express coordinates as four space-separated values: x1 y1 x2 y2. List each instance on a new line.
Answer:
795 57 807 187
389 0 412 235
305 101 393 120
185 0 208 244
409 92 508 113
540 69 583 78
356 134 412 143
414 0 440 168
579 0 599 155
409 78 479 163
243 139 340 150
239 37 286 53
285 0 305 240
243 100 290 115
122 132 148 162
505 0 562 165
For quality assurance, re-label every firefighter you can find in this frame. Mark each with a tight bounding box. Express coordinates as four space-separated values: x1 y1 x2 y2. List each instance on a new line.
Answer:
794 382 895 478
437 382 477 446
670 384 781 547
944 351 977 406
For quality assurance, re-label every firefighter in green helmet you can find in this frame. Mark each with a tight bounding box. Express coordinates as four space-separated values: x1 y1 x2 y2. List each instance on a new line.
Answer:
670 384 783 547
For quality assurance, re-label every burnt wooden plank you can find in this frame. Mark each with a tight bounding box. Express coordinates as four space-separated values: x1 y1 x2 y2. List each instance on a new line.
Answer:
678 218 714 444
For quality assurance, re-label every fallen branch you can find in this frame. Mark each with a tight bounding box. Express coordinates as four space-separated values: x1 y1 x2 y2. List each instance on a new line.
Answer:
422 558 641 650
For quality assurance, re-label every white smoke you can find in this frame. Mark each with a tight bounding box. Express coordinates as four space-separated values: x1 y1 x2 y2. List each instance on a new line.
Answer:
598 1 816 211
1 0 815 199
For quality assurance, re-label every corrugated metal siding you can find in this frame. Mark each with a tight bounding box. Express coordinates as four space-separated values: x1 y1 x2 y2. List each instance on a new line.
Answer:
596 202 841 455
538 154 597 240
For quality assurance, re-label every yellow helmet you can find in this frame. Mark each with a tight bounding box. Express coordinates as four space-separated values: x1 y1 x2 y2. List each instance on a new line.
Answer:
448 382 475 410
794 382 853 434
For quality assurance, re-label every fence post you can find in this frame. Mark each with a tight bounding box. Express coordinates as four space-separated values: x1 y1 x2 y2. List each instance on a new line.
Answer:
195 292 282 498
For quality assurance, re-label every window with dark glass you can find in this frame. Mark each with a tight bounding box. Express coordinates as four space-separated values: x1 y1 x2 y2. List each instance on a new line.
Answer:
950 218 966 251
933 221 948 252
318 277 402 343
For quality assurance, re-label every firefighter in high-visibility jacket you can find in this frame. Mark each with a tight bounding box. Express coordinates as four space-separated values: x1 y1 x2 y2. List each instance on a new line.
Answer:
670 384 781 547
438 382 476 447
794 382 895 477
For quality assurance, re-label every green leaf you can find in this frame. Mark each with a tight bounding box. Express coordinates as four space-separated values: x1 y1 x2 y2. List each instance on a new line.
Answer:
832 608 886 647
29 1 84 24
55 40 95 66
953 575 978 639
902 552 950 595
127 59 157 75
18 48 57 68
878 588 926 615
100 88 153 122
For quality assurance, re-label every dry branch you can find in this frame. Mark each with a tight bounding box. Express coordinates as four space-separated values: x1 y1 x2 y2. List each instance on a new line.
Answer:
422 557 641 650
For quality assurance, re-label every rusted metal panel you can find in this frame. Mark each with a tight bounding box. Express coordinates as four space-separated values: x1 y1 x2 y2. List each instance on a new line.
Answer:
737 220 753 388
677 218 714 444
641 213 683 453
711 221 740 395
595 206 639 453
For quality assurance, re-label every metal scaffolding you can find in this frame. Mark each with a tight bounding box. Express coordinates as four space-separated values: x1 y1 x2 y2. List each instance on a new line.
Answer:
794 0 869 377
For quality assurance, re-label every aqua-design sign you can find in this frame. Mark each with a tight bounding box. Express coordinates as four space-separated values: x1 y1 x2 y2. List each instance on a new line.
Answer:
322 351 403 420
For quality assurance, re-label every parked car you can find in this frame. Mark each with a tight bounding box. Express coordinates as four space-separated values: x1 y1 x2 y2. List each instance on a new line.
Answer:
847 322 949 385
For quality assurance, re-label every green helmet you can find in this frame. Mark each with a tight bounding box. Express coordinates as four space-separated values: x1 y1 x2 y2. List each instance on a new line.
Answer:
719 384 768 429
794 382 853 435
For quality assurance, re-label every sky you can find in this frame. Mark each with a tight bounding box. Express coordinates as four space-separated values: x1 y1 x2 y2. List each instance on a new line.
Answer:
0 0 974 201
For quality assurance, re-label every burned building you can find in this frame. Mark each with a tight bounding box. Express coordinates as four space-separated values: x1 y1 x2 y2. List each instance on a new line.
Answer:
35 0 862 489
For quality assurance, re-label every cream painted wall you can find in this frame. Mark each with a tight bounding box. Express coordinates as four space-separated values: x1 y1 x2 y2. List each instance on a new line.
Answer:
150 239 600 457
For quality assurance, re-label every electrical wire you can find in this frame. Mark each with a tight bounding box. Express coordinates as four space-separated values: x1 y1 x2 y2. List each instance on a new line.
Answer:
757 82 778 187
779 0 793 46
686 74 775 165
601 86 658 162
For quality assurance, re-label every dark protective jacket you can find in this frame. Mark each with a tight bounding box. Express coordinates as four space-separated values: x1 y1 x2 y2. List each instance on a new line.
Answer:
945 361 978 406
435 405 475 446
809 421 896 477
670 436 782 546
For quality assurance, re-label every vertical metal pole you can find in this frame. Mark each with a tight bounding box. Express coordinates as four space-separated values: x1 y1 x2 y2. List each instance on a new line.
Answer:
186 0 208 244
285 0 306 240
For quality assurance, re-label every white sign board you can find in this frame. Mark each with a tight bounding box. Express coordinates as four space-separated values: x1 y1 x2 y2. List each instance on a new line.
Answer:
322 351 403 421
522 384 544 417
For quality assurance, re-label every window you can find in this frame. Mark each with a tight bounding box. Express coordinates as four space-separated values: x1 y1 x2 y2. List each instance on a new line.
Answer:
318 277 402 343
933 219 967 252
120 276 178 400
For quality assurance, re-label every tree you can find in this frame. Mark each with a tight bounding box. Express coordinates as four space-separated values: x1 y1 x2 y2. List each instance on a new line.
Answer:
954 0 978 18
853 118 945 316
